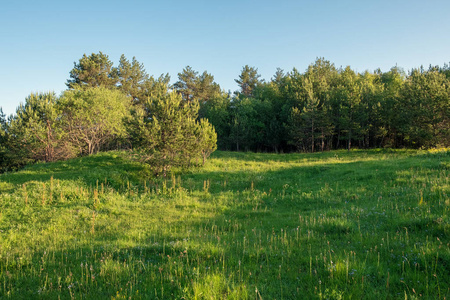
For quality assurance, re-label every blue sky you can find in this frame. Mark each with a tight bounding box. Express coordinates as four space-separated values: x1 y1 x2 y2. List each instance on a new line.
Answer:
1 0 449 116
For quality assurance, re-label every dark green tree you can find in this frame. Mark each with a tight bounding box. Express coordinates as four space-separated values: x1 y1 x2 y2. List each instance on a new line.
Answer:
252 71 290 152
374 67 405 147
229 97 263 151
199 93 232 150
196 71 221 104
0 108 10 172
358 71 384 148
174 66 198 102
401 69 450 147
332 67 362 150
174 66 221 111
117 55 151 103
67 52 118 89
235 65 262 97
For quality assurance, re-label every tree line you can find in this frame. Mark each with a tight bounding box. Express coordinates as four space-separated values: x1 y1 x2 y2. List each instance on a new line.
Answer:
0 52 217 174
202 58 449 152
1 53 449 173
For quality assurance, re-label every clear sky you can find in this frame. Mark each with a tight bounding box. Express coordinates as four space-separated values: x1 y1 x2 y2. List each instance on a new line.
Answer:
1 0 449 116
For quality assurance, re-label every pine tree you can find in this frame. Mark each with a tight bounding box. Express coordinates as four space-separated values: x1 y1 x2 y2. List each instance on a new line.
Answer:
235 65 262 97
117 55 151 103
174 66 198 102
129 90 217 176
66 52 118 89
7 92 69 162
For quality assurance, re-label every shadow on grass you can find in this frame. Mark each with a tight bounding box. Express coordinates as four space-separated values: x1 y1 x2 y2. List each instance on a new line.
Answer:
0 152 153 193
0 149 448 298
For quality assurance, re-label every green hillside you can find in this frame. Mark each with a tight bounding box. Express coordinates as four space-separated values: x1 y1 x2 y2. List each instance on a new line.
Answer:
0 150 449 299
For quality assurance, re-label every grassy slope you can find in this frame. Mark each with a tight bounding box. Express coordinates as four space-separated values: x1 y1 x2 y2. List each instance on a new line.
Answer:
0 149 448 299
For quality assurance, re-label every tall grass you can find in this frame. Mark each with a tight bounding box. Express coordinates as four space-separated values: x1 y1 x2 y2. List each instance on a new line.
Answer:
0 149 448 299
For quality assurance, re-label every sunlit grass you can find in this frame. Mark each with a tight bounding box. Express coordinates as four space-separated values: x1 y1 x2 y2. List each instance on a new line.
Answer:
0 149 448 299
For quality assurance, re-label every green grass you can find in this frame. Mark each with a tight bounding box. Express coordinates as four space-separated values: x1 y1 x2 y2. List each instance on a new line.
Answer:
0 149 449 299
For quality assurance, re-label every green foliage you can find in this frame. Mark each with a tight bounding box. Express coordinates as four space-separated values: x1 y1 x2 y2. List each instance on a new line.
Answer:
174 66 222 121
197 119 217 165
116 55 171 106
116 55 150 103
129 90 217 175
174 66 199 102
7 92 72 164
333 66 363 150
59 87 131 155
401 69 450 147
217 59 449 152
4 52 219 175
0 108 10 172
67 52 118 89
235 65 262 97
229 97 264 151
199 94 232 150
0 150 448 299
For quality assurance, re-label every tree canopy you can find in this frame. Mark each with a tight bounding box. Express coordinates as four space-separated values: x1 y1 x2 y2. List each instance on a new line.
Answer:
67 52 118 89
1 52 219 175
1 53 449 174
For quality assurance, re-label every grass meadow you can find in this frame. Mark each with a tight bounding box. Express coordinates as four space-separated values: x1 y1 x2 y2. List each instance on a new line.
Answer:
0 149 448 299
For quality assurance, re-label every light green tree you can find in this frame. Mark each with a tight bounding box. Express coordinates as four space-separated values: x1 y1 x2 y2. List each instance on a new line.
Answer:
197 119 217 165
129 90 217 176
59 87 131 155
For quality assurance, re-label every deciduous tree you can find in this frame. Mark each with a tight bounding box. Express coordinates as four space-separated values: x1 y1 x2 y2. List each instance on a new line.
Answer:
59 87 131 155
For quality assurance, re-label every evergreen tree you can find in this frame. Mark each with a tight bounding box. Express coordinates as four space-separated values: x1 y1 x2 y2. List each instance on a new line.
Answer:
301 77 321 152
197 119 217 165
358 71 384 148
174 66 221 111
174 66 198 102
378 66 405 147
331 67 362 150
286 107 306 151
196 71 221 104
401 69 450 147
130 90 216 176
117 55 151 103
7 92 70 163
199 93 232 150
235 65 262 97
67 52 118 89
0 108 10 172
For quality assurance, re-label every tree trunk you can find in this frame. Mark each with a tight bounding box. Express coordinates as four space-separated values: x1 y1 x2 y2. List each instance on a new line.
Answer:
321 129 324 152
348 128 352 151
336 130 340 149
